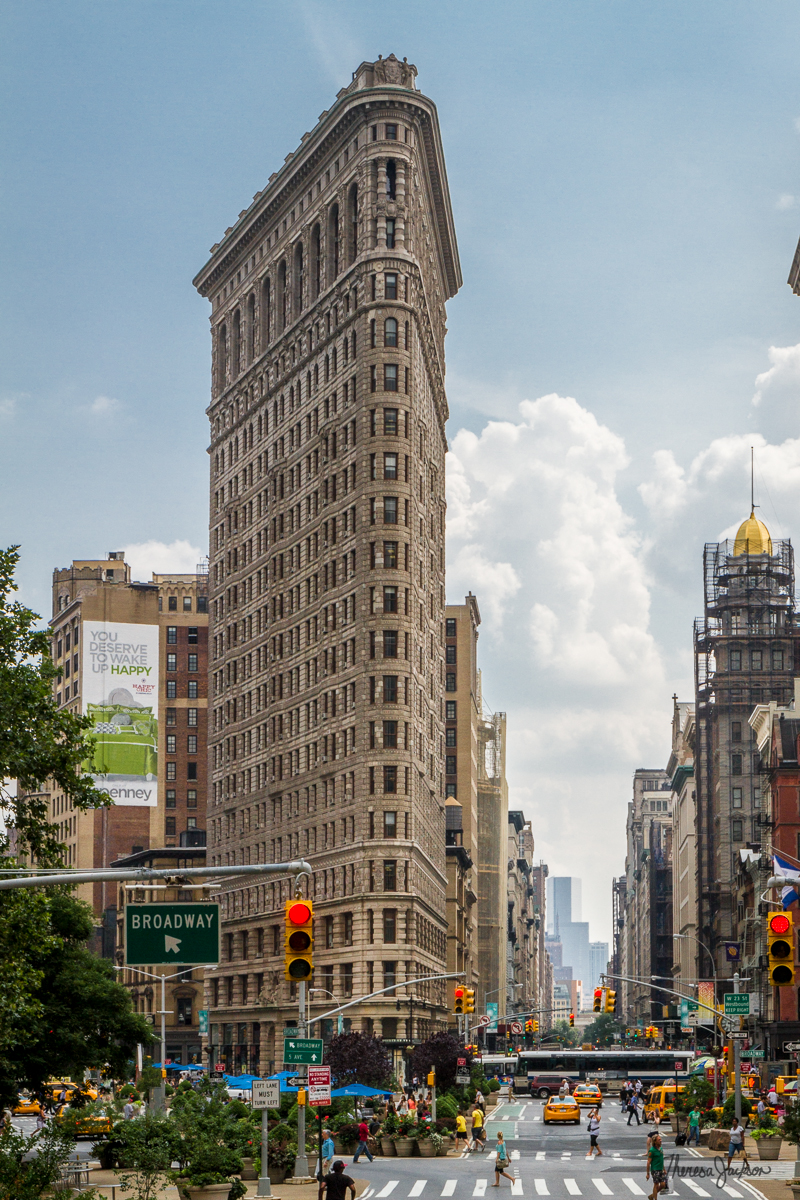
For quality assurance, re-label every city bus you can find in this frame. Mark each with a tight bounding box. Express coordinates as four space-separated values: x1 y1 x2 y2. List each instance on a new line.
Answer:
515 1049 692 1096
478 1054 519 1084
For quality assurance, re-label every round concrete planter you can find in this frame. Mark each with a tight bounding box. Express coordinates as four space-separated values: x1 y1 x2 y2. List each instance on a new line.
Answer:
187 1186 233 1200
395 1137 415 1157
418 1140 436 1157
755 1137 782 1160
381 1137 397 1156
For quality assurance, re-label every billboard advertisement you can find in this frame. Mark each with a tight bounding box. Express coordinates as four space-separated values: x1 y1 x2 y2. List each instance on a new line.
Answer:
82 621 159 806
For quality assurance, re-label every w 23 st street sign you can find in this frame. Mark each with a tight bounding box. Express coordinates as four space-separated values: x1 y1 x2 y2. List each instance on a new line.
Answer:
125 904 220 965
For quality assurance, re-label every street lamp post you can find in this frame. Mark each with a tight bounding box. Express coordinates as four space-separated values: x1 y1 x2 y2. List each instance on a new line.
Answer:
674 934 719 1103
115 964 196 1110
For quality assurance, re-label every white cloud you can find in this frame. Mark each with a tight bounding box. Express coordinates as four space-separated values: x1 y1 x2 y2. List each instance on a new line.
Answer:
85 395 121 416
777 194 797 211
124 539 205 582
752 342 800 407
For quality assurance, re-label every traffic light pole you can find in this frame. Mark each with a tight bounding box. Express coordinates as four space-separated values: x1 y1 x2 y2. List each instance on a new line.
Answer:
733 972 741 1122
297 979 312 1180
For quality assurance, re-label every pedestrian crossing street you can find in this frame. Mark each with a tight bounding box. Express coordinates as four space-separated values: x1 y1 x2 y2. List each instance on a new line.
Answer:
361 1175 753 1200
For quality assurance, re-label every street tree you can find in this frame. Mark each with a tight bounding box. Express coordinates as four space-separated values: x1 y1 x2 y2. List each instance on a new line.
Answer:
544 1020 581 1047
409 1031 472 1091
324 1031 391 1087
581 1013 624 1046
0 544 108 860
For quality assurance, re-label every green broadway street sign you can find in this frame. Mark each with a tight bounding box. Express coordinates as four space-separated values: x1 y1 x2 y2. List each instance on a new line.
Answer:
723 992 751 1016
746 1049 765 1059
284 1037 324 1064
125 904 220 966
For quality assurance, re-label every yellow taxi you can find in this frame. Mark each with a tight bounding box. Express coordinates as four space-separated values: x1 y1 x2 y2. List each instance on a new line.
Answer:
543 1095 581 1124
644 1084 685 1122
55 1107 113 1138
573 1084 603 1107
45 1081 98 1106
13 1094 42 1116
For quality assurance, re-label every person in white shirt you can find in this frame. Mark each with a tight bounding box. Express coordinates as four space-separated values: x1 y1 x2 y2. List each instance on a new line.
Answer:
587 1108 603 1157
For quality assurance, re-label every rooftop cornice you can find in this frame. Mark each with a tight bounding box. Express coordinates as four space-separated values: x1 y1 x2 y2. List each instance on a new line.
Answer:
193 82 461 302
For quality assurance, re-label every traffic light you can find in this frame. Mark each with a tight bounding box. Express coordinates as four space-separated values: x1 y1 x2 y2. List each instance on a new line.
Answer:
464 988 475 1013
569 1012 575 1027
284 897 313 980
605 989 617 1014
593 987 603 1013
427 1071 436 1087
532 1019 539 1033
454 987 465 1015
767 912 796 986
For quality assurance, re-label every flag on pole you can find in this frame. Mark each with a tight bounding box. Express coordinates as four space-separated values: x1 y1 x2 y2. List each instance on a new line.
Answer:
773 852 800 908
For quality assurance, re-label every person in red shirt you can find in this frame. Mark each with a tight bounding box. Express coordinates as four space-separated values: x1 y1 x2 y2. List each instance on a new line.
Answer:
353 1119 374 1163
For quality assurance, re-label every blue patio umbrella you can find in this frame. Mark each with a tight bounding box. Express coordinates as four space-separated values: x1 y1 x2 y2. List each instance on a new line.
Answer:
330 1084 393 1097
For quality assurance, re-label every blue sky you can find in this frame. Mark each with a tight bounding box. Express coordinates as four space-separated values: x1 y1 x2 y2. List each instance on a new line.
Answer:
4 1 800 944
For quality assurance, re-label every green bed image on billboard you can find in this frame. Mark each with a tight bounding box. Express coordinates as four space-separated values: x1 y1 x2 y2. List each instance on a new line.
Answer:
87 702 158 777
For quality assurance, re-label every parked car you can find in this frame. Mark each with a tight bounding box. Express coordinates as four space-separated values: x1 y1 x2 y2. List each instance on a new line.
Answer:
529 1075 572 1098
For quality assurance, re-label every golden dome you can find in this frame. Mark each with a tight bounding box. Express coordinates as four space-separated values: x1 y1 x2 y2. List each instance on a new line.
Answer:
733 511 772 556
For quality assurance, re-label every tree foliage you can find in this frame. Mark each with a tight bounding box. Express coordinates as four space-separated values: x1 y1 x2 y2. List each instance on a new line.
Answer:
0 1123 75 1200
324 1030 392 1088
0 889 153 1107
580 1013 624 1046
409 1031 472 1091
543 1020 581 1047
0 544 109 861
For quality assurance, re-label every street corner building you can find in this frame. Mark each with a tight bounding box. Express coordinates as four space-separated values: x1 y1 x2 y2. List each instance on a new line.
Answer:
192 54 464 1073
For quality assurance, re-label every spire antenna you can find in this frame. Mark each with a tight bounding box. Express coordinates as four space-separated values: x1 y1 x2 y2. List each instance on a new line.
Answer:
751 445 756 514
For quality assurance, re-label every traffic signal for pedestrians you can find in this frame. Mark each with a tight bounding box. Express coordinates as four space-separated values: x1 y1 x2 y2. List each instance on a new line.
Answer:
284 897 314 980
569 1012 575 1027
454 987 465 1014
464 988 475 1013
767 912 795 986
605 989 617 1014
593 987 603 1013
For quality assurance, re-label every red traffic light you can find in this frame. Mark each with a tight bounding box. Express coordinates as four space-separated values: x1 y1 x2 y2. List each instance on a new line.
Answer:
454 987 465 999
770 913 791 935
288 901 312 925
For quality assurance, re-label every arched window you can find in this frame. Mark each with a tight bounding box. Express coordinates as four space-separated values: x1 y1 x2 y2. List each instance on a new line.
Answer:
293 242 304 320
328 204 340 284
386 160 396 200
311 224 321 301
232 309 241 377
370 320 376 347
384 318 398 348
261 277 271 348
218 323 228 392
347 183 358 265
247 293 256 362
278 260 288 332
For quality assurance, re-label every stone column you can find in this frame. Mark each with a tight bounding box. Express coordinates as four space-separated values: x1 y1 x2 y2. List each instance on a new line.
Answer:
376 158 388 249
395 158 407 250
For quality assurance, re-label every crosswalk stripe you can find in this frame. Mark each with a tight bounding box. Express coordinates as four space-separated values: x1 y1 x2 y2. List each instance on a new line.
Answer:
722 1189 742 1198
377 1186 398 1199
409 1184 426 1197
441 1184 456 1197
473 1183 488 1198
511 1151 521 1161
684 1183 710 1198
592 1182 613 1196
622 1181 645 1196
565 1181 581 1196
511 1181 523 1196
536 1151 546 1160
534 1182 549 1196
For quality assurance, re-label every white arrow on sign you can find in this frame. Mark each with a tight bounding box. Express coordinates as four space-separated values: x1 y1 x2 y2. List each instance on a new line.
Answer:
165 936 181 954
478 1015 491 1027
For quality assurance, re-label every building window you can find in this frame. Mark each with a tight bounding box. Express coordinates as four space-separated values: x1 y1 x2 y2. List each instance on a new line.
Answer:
167 653 177 672
384 364 398 392
167 626 178 645
386 218 395 249
384 810 397 837
383 721 397 748
383 960 397 994
188 708 198 726
384 496 398 524
383 586 398 613
166 789 176 809
384 318 398 347
446 673 456 692
166 762 177 781
183 597 193 612
385 123 397 140
187 762 197 780
384 765 397 793
188 681 198 698
383 675 398 702
384 860 397 890
177 997 193 1024
187 735 198 754
446 700 456 720
168 596 178 611
730 648 742 671
446 755 457 775
732 787 743 809
731 753 743 776
731 721 742 743
167 734 177 754
188 626 198 644
383 408 398 435
446 783 457 798
732 819 743 842
341 962 354 997
343 912 353 945
773 648 785 670
166 707 177 726
188 653 198 673
446 728 456 747
383 909 397 943
197 596 208 613
187 789 197 808
384 452 398 479
167 681 177 699
325 916 334 948
446 645 456 664
383 630 398 658
166 816 176 836
385 273 397 300
383 541 398 568
446 618 457 637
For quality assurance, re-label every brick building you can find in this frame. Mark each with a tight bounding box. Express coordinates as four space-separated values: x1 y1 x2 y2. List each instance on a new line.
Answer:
192 55 462 1073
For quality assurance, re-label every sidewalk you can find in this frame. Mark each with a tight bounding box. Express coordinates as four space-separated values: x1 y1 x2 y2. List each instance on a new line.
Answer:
84 1169 371 1199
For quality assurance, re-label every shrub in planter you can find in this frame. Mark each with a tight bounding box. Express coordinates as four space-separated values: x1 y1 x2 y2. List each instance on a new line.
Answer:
721 1096 752 1126
488 1079 501 1093
180 1137 243 1191
334 1123 361 1149
435 1118 456 1134
436 1094 459 1119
